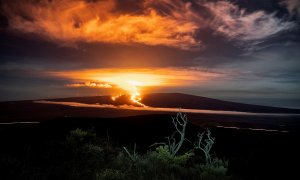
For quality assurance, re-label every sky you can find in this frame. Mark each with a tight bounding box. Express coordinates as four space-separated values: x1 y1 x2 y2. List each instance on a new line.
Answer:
0 0 300 108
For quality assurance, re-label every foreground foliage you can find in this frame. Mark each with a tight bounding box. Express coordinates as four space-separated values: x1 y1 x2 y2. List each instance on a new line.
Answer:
1 112 233 180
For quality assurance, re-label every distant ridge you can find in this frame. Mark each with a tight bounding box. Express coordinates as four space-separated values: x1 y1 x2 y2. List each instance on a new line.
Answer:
47 93 300 114
142 93 300 114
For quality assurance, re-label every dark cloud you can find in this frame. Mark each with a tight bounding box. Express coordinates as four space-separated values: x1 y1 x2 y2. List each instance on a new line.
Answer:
0 13 9 28
113 0 145 14
0 30 202 70
232 0 287 14
281 0 300 16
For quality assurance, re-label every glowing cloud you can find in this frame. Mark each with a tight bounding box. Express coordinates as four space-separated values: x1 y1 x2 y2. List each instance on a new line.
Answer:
2 0 200 49
47 68 222 106
48 68 220 86
66 82 112 88
1 0 295 49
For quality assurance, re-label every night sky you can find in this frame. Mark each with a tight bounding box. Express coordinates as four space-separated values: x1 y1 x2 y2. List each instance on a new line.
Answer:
0 0 300 108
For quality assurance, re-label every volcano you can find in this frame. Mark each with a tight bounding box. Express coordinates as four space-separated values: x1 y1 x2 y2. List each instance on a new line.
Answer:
44 93 300 114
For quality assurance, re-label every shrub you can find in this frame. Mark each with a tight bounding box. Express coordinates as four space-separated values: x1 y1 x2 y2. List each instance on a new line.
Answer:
200 158 228 175
198 158 229 180
152 145 194 165
66 128 96 146
96 169 125 180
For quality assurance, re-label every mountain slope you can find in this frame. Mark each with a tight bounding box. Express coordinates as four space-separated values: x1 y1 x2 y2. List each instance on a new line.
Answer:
141 93 300 113
45 93 300 113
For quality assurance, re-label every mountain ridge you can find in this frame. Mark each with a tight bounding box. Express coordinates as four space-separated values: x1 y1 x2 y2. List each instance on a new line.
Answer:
41 92 300 114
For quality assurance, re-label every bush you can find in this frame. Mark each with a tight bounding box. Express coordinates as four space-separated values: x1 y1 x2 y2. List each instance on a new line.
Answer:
199 158 229 180
96 169 125 180
63 128 105 180
116 112 231 180
66 128 96 146
152 145 194 165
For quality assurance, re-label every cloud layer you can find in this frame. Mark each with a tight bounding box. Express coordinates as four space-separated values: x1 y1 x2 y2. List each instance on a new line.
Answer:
2 0 200 49
281 0 300 15
1 0 296 49
49 67 223 87
66 82 112 88
204 1 295 41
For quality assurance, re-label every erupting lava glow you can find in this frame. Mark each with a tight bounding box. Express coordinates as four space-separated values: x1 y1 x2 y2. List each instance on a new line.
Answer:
127 81 145 107
100 73 163 107
48 68 222 107
111 80 146 107
111 94 122 101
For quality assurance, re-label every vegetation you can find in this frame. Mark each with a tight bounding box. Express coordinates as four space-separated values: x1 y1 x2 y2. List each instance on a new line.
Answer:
0 112 233 180
194 129 215 164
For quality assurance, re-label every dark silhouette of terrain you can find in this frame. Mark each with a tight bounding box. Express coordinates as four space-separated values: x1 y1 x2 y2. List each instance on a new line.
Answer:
143 93 300 113
1 93 299 132
47 93 300 113
0 115 299 180
0 93 300 179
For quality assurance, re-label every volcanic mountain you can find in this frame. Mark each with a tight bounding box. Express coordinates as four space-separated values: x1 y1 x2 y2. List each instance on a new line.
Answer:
46 93 300 114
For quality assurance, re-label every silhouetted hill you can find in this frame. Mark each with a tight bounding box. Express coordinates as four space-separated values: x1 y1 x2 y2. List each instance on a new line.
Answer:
1 93 300 128
48 93 300 113
141 93 300 113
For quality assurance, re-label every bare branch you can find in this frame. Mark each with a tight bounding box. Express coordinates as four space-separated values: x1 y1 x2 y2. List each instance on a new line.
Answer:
151 110 189 157
194 129 215 164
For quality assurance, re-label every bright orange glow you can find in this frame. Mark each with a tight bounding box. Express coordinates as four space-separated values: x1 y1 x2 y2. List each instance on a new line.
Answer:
3 0 201 49
48 68 222 106
111 94 122 101
109 79 147 106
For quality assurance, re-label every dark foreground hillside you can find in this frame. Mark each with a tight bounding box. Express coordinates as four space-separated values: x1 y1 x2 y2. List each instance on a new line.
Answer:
0 114 299 180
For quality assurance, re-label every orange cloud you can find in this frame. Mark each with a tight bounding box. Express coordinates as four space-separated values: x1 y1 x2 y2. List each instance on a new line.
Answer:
66 82 112 88
47 67 222 90
3 0 201 49
2 0 294 49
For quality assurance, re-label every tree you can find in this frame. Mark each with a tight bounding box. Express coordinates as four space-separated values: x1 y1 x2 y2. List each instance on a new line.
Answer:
194 129 215 164
151 111 189 157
